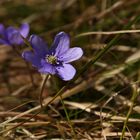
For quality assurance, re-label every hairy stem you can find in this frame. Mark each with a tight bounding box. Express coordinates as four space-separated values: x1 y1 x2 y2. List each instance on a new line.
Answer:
39 74 50 109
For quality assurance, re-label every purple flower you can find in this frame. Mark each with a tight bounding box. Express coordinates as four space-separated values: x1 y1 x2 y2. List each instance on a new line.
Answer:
0 23 29 46
22 32 83 81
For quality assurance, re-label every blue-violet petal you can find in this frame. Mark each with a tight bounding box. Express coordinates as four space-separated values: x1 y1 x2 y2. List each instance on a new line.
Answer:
59 47 83 63
51 32 70 56
0 24 5 35
56 64 76 81
39 59 56 74
29 35 48 57
22 51 41 68
19 23 30 38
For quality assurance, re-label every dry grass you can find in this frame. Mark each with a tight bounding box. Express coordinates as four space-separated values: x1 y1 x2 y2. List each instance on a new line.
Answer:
0 0 140 139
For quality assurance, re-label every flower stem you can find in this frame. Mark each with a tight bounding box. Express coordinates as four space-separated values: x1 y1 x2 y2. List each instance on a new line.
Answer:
20 35 33 50
39 74 50 109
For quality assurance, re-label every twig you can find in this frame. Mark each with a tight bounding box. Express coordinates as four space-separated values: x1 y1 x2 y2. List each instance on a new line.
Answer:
76 30 140 38
0 111 50 120
120 85 139 140
60 96 77 139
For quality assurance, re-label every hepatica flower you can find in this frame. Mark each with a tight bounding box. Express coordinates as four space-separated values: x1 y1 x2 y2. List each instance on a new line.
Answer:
0 23 29 46
22 32 83 81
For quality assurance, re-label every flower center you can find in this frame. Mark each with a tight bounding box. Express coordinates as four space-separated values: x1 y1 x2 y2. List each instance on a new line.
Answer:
46 55 57 65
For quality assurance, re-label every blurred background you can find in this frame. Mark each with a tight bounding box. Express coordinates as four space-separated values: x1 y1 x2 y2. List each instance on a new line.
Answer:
0 0 140 139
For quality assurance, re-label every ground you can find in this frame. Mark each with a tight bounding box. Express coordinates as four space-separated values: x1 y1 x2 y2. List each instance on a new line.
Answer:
0 0 140 139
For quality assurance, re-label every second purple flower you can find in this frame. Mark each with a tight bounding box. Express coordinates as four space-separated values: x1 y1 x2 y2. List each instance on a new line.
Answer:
0 23 29 46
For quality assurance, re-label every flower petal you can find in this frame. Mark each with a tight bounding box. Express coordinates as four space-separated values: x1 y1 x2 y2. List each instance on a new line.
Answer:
0 24 5 35
39 60 56 74
29 35 48 57
22 51 41 68
9 32 23 45
6 27 23 45
56 64 76 81
19 23 29 38
0 38 9 45
50 32 70 56
59 47 83 63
